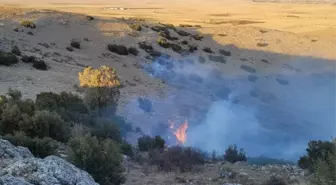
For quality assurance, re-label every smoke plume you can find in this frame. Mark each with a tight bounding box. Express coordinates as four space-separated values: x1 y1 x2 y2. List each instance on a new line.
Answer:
121 54 336 161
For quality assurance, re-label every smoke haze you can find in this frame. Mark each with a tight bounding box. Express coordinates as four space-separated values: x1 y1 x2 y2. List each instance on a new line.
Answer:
121 54 336 161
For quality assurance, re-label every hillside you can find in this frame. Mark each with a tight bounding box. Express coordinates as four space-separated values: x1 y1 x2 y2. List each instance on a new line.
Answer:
0 1 335 185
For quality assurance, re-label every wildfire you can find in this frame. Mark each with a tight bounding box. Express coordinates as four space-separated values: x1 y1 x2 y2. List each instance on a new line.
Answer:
169 120 188 144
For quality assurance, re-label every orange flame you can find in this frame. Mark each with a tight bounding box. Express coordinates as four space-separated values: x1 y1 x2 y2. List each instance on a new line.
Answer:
169 120 188 144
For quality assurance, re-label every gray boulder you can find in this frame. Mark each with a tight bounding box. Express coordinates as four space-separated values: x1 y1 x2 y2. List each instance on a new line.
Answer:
0 139 98 185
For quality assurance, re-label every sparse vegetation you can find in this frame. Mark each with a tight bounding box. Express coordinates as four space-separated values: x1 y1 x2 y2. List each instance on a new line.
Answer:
181 40 188 45
257 43 269 47
240 64 256 73
21 55 36 63
20 20 36 28
157 38 170 48
130 24 142 31
179 24 193 27
263 176 288 185
224 144 247 163
0 51 18 66
107 44 129 55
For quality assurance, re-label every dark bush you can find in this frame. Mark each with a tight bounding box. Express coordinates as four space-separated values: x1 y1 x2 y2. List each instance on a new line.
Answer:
191 34 203 41
138 135 154 151
157 38 170 48
208 55 226 63
188 45 197 53
128 47 139 56
130 24 142 31
219 49 231 56
90 118 122 142
84 87 120 116
148 50 162 58
298 140 336 171
20 20 36 28
11 46 21 56
27 31 34 35
176 30 191 36
28 110 71 142
33 60 47 70
121 142 134 157
224 144 247 163
240 64 256 73
171 43 182 53
151 25 168 33
138 41 153 52
66 46 74 52
153 135 165 149
21 55 36 63
181 40 188 45
203 47 213 53
3 131 58 158
69 135 125 185
179 24 192 27
7 88 22 100
311 143 336 185
86 15 94 21
70 40 81 49
153 146 205 172
159 31 178 41
0 51 18 66
107 44 129 55
257 43 269 47
35 91 88 122
138 97 152 113
198 56 206 63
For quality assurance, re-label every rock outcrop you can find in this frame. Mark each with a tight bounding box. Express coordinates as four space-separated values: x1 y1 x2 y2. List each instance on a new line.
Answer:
0 139 98 185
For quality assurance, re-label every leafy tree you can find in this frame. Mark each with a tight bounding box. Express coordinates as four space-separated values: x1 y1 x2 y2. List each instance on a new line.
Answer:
138 135 153 151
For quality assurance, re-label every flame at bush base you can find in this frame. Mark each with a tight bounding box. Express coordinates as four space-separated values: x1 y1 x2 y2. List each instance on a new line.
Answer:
169 120 188 145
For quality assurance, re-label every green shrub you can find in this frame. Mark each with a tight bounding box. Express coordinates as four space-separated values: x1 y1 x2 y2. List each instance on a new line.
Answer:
3 131 58 158
20 20 36 28
29 110 70 142
138 135 165 151
191 34 203 41
130 24 142 31
138 135 154 151
224 144 247 163
203 47 213 53
121 142 134 157
84 87 120 116
7 88 22 100
90 118 122 142
312 146 336 185
157 38 170 48
0 103 24 134
69 135 125 185
298 140 336 171
35 91 88 122
0 51 18 66
170 43 182 53
153 135 165 149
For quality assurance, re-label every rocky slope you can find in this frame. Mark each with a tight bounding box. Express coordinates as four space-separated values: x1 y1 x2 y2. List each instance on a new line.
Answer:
0 139 98 185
